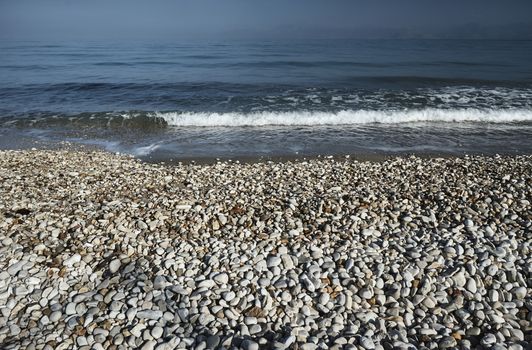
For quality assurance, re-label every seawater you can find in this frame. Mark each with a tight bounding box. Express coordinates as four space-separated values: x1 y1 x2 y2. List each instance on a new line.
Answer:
1 39 531 159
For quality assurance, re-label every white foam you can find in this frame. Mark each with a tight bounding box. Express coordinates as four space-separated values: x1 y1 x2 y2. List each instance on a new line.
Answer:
133 143 161 156
153 108 532 127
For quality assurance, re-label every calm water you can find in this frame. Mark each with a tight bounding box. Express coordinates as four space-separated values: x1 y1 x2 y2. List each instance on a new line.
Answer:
1 39 532 159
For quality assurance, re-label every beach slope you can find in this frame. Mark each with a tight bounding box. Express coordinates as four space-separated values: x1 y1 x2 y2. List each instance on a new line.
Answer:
0 150 530 349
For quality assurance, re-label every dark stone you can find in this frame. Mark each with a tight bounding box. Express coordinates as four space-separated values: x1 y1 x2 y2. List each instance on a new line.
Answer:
206 335 220 349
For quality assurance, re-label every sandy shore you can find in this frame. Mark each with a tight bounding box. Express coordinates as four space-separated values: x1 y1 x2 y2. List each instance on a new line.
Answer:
0 150 530 349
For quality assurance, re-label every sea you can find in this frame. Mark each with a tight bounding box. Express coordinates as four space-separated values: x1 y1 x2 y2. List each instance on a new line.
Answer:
1 39 531 160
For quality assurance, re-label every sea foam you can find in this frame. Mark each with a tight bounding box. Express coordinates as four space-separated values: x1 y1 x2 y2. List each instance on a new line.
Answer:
153 108 532 127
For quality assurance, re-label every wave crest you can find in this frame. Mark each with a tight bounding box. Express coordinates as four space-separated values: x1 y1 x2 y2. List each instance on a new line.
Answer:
154 108 532 127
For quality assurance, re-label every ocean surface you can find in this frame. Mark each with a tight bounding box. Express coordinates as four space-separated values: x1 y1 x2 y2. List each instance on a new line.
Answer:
1 39 531 160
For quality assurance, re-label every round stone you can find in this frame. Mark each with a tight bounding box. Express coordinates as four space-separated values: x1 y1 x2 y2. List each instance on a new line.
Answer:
151 326 163 339
109 259 121 273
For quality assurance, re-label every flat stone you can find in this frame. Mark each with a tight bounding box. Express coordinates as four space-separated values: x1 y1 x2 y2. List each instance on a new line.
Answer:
7 261 25 275
281 254 294 269
213 273 229 285
267 256 282 267
153 275 168 289
137 310 163 320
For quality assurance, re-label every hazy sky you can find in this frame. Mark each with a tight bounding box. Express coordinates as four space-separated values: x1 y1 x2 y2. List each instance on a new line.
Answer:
1 0 532 41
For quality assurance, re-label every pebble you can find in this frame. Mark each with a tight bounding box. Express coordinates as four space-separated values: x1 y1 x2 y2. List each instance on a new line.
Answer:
0 151 529 350
213 273 229 285
481 333 497 347
223 291 236 302
359 288 373 299
141 340 156 350
109 259 121 273
151 326 163 339
267 256 282 267
513 286 526 299
7 261 25 275
465 278 477 293
452 271 467 287
206 335 220 348
438 336 457 348
63 254 81 267
360 336 375 349
137 310 163 320
241 339 259 350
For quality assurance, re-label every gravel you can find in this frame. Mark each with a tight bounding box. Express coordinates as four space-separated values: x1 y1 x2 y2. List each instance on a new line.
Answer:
0 150 530 349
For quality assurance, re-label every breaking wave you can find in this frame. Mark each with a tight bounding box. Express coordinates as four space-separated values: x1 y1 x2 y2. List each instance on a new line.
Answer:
154 108 532 127
3 108 532 129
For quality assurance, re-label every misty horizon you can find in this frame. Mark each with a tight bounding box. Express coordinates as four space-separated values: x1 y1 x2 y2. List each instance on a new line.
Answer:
1 0 532 41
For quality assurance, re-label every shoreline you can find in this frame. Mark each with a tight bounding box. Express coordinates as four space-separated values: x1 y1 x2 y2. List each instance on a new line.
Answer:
0 149 530 349
0 137 487 165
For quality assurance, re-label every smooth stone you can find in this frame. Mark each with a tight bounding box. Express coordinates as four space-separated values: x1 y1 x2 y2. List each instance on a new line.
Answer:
241 339 259 350
481 333 497 346
130 324 146 337
319 293 330 305
249 324 261 334
7 261 26 275
77 336 88 346
65 303 77 315
489 290 499 302
223 291 236 302
360 336 375 349
359 288 373 299
452 272 467 287
109 259 121 273
513 286 526 299
114 334 124 345
137 310 163 320
10 324 21 336
508 345 523 350
151 326 164 339
49 311 62 322
267 256 282 267
141 340 157 350
438 336 457 348
64 254 81 267
206 335 220 348
281 255 294 269
213 273 229 285
509 329 524 341
466 278 477 293
198 280 216 288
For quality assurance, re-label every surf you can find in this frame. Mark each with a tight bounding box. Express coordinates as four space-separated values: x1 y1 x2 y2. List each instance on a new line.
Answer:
153 108 532 127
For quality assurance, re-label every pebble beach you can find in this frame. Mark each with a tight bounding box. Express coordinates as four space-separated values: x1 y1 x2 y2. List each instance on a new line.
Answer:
0 150 530 350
